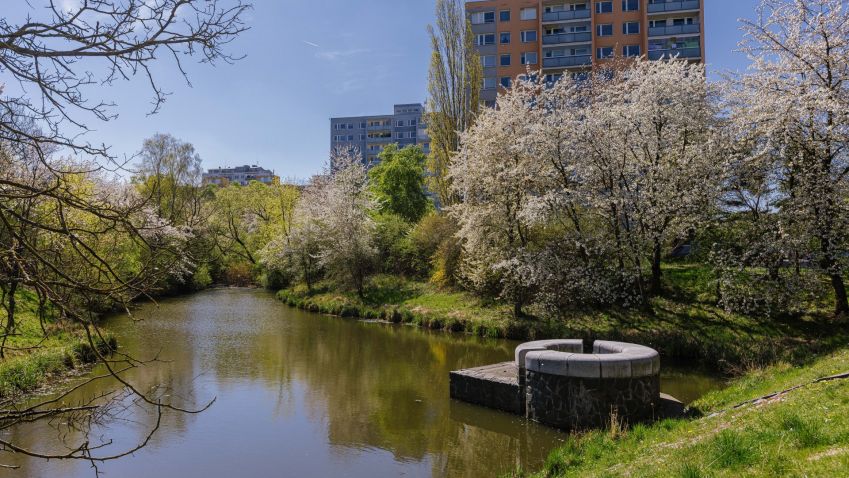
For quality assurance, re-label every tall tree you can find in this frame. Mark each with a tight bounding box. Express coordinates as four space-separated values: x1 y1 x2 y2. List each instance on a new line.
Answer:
369 144 431 223
0 0 249 464
426 0 482 206
729 0 849 316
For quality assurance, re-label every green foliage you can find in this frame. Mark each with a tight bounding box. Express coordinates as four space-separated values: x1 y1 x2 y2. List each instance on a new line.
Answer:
373 212 417 276
369 144 432 223
191 264 213 290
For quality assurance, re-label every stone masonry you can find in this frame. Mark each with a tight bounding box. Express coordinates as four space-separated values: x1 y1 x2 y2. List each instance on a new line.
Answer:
450 339 664 431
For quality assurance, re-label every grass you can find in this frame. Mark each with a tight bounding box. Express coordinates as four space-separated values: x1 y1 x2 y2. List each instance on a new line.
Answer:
277 265 849 372
0 289 116 400
511 347 849 478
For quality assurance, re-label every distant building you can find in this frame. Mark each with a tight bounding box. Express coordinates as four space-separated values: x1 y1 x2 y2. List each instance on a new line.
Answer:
202 165 279 186
330 103 430 167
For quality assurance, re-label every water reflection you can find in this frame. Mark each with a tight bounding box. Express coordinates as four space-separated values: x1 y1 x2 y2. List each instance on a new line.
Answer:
0 289 722 477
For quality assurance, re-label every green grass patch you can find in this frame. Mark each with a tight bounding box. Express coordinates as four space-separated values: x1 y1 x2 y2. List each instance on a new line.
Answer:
0 289 117 399
510 348 849 478
278 265 849 373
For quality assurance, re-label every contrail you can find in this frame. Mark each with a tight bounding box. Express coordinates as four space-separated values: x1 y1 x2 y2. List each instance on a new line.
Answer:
302 40 320 48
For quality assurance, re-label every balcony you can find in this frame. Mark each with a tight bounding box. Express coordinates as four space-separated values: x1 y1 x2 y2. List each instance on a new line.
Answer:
647 47 702 60
542 10 591 23
648 23 701 37
647 0 700 14
542 55 592 69
542 32 592 45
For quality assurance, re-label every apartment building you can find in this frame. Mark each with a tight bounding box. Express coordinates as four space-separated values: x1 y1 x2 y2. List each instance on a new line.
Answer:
330 103 431 166
467 0 704 101
202 165 278 186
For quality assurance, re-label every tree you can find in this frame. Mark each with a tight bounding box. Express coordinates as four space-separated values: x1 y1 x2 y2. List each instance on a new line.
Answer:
318 149 378 297
450 78 541 317
426 0 482 206
727 0 849 316
450 59 722 312
592 59 722 295
134 134 204 226
0 0 249 466
369 144 431 223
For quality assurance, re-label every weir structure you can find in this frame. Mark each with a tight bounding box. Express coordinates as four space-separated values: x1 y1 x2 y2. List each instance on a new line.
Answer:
450 339 681 430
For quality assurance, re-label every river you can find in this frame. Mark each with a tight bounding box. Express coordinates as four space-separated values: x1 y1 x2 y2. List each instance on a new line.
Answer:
1 288 723 477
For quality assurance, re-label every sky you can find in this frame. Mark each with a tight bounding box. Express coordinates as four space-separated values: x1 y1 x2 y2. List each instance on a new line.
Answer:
3 0 761 180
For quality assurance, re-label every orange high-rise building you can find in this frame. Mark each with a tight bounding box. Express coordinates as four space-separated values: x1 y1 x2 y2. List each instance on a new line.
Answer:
466 0 704 105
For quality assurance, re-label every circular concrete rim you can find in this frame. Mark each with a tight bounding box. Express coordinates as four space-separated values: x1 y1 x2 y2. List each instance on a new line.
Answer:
518 339 660 379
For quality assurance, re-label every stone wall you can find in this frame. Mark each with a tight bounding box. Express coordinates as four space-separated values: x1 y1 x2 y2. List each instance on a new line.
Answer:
450 340 664 431
449 362 523 415
524 371 661 430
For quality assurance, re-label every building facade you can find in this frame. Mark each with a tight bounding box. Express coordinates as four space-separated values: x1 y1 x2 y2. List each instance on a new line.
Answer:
330 103 430 166
202 165 278 186
466 0 704 104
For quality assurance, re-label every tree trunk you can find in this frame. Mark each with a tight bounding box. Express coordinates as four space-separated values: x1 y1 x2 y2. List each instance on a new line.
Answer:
650 239 663 295
830 272 849 317
513 300 523 320
1 279 19 359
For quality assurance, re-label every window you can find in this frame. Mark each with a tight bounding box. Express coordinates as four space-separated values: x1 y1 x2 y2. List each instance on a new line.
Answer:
521 30 537 42
397 120 404 127
410 119 417 126
623 45 641 57
476 34 495 46
596 24 613 36
596 1 613 13
623 21 640 34
500 10 510 22
521 52 538 65
359 134 366 140
408 132 417 139
500 77 512 88
484 100 497 108
481 55 496 68
360 122 366 128
545 74 563 84
500 54 511 66
622 0 639 11
483 77 497 90
470 11 495 24
597 47 614 59
520 7 537 20
500 32 511 44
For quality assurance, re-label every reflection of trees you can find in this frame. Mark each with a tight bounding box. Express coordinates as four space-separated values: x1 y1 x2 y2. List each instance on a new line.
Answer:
4 289 565 476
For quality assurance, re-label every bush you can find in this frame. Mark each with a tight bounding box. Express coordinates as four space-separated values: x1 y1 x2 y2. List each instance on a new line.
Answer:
191 264 213 290
373 212 417 276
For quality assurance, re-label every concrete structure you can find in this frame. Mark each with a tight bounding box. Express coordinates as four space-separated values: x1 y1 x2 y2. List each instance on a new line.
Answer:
466 0 705 105
330 103 431 166
202 165 278 186
450 339 669 430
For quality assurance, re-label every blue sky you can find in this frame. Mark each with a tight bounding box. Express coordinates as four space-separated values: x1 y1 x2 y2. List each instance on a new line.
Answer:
4 0 760 180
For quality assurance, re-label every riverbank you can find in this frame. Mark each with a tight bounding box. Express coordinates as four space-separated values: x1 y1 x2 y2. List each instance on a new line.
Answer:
514 346 849 477
276 266 849 373
0 289 116 400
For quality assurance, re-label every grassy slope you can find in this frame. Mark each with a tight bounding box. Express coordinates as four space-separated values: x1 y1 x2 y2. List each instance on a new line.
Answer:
519 348 849 478
0 289 111 399
277 265 849 371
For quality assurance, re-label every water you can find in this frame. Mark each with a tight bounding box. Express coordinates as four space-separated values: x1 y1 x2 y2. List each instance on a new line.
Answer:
1 288 724 477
